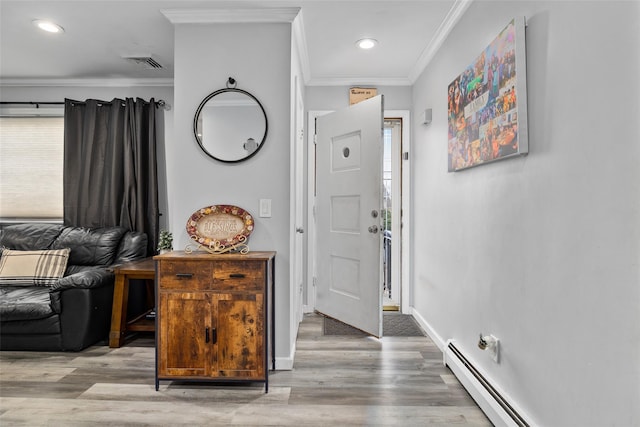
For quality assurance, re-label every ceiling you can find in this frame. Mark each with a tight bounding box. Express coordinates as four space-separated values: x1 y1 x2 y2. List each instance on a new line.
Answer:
0 0 471 86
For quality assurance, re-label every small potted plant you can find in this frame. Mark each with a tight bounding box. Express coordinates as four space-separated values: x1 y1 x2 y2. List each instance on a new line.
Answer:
157 230 173 254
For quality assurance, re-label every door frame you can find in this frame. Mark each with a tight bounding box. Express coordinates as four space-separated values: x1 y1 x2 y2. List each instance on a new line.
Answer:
305 109 411 314
291 76 305 327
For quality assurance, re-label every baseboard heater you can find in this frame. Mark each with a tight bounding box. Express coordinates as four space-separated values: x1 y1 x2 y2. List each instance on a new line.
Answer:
444 341 529 427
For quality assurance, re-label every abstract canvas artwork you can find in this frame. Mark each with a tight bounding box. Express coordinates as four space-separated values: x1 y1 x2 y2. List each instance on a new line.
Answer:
448 17 528 172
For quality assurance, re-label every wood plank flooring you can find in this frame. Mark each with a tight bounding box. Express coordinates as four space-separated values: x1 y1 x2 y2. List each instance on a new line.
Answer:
0 314 491 426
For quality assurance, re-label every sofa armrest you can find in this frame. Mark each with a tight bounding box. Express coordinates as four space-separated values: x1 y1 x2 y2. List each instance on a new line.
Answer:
50 268 114 291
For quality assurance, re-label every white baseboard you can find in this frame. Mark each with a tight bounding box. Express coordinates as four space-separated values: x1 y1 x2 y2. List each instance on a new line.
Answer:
410 307 530 427
444 341 524 427
274 341 296 370
275 357 294 370
409 307 446 351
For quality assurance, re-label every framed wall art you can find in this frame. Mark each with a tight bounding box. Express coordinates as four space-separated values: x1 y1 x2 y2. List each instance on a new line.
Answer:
447 17 528 172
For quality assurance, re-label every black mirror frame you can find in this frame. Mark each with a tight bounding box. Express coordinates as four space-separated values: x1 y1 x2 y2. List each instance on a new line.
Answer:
193 87 268 164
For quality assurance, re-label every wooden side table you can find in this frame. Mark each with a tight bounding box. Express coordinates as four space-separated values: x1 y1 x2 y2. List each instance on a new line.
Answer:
109 257 156 348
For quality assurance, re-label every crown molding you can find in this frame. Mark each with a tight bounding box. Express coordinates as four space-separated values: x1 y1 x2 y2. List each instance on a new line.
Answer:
408 0 474 84
161 8 300 24
0 78 174 88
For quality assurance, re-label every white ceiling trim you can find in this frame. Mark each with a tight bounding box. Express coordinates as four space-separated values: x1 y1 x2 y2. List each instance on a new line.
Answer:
407 0 474 84
0 78 174 87
161 8 301 24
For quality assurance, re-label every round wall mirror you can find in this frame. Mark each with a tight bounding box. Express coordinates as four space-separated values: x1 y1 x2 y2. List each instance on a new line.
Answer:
193 82 268 163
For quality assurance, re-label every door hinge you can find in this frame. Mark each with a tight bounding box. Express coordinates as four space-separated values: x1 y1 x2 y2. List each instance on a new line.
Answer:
313 277 317 287
313 134 317 145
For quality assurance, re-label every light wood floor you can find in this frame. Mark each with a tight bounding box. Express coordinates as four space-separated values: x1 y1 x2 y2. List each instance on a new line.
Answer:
0 314 491 426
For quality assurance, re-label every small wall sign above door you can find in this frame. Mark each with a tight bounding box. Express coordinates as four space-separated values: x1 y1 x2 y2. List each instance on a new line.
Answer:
349 87 377 105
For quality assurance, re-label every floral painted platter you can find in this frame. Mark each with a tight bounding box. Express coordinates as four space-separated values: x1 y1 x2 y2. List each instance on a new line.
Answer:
186 205 254 249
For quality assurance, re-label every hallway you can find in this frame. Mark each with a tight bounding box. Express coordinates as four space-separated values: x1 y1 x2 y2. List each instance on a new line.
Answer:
0 314 490 425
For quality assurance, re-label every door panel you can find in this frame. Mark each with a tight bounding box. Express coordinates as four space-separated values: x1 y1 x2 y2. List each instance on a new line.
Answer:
315 95 384 337
214 293 264 378
331 195 360 233
158 293 210 377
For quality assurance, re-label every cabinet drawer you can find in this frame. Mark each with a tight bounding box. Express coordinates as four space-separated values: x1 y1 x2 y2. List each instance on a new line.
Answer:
158 261 212 290
212 260 265 291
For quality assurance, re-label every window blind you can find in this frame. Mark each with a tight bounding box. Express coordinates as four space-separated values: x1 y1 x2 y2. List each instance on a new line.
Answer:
0 116 64 219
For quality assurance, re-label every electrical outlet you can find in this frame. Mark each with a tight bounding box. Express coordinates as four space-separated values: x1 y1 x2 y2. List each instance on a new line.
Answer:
479 333 500 363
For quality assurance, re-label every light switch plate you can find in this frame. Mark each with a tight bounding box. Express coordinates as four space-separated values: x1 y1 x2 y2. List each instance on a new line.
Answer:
259 199 272 217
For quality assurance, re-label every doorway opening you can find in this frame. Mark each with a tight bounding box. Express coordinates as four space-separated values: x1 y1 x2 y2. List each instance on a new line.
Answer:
306 110 411 318
383 118 402 311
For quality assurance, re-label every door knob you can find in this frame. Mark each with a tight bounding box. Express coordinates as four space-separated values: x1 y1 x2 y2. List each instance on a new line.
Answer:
368 225 379 234
296 227 304 233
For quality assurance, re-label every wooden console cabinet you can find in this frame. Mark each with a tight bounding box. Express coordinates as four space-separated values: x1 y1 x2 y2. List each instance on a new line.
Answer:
154 251 275 392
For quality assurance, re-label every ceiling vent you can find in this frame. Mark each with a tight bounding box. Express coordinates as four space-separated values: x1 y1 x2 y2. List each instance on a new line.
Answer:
122 55 164 70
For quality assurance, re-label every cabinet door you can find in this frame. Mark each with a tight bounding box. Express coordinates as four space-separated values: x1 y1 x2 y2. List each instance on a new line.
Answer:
212 293 265 379
158 292 211 377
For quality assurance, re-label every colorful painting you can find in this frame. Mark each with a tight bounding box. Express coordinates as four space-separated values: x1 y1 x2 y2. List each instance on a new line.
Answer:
448 17 528 172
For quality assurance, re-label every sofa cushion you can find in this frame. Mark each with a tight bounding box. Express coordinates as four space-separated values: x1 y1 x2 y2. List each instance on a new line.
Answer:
0 248 70 286
0 223 64 250
0 287 56 321
51 226 127 266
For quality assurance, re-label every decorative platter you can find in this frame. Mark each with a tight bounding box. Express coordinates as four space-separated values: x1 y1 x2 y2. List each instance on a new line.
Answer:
186 205 254 250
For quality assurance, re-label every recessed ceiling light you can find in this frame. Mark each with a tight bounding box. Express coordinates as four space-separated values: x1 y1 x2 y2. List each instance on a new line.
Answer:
32 20 64 34
356 38 377 50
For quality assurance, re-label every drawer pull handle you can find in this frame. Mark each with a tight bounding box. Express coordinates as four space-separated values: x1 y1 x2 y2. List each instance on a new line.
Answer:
205 327 210 343
229 273 246 278
175 273 193 279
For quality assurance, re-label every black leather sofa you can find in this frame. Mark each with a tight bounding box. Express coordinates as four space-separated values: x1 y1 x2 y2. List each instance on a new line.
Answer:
0 223 147 351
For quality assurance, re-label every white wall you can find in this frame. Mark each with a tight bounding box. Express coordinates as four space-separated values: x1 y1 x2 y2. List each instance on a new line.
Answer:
171 23 293 363
411 1 639 425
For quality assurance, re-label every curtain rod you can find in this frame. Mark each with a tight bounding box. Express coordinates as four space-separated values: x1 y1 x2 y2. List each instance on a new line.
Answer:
0 99 169 110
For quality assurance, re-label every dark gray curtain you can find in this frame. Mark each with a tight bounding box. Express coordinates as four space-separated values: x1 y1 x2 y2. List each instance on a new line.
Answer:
63 98 159 255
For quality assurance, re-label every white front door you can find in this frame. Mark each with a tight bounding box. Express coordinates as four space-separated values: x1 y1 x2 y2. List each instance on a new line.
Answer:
315 95 384 337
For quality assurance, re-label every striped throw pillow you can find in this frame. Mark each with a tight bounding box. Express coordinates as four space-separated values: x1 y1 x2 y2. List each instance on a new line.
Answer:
0 248 70 286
